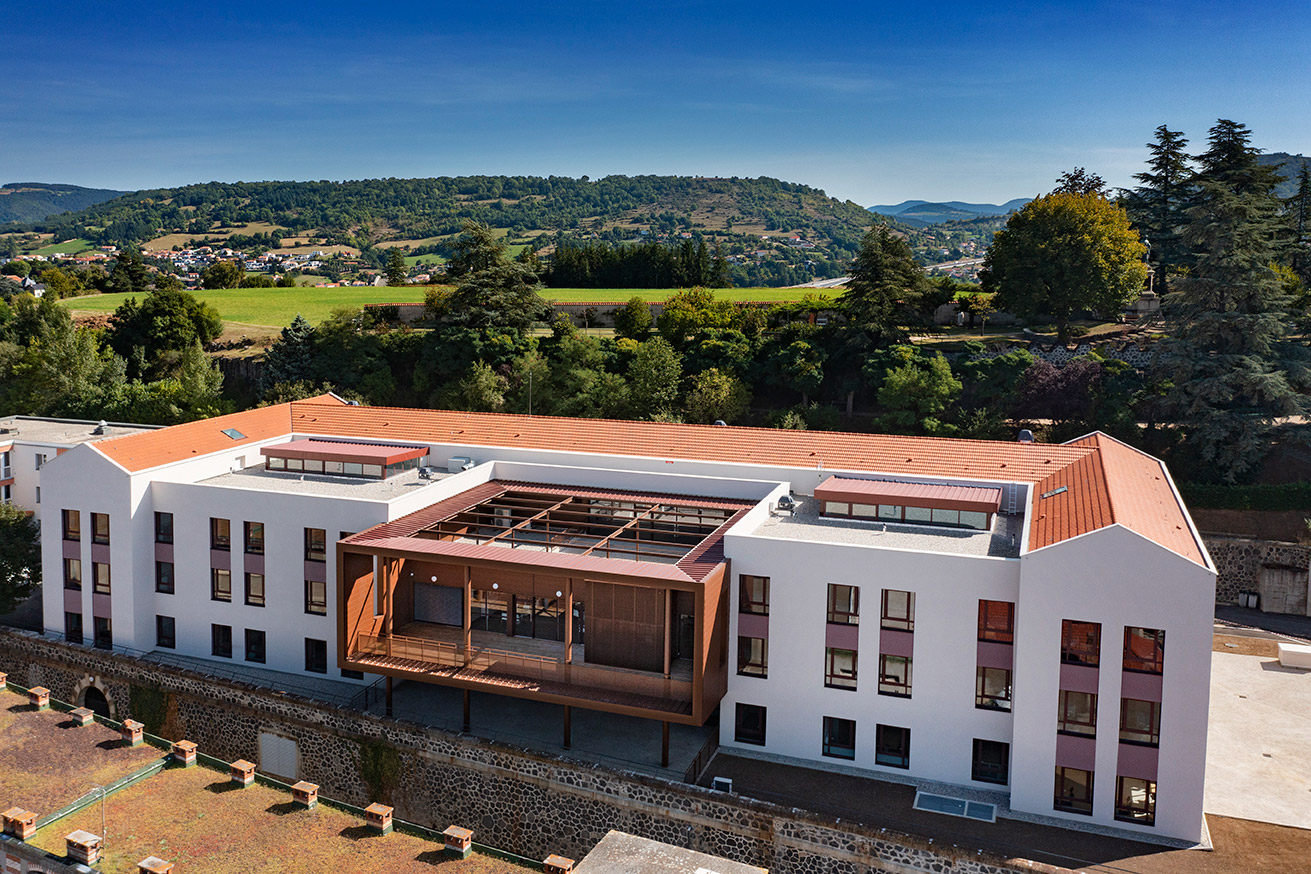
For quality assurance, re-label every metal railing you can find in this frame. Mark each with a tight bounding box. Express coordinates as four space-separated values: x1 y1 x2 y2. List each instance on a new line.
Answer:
352 632 693 704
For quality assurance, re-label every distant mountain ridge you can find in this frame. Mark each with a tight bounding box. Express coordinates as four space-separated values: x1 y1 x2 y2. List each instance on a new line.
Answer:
868 198 1032 227
1259 152 1309 198
0 182 127 225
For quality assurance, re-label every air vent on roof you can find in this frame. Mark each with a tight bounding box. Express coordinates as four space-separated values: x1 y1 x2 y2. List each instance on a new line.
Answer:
1041 485 1068 499
221 428 246 440
912 792 996 822
92 420 107 435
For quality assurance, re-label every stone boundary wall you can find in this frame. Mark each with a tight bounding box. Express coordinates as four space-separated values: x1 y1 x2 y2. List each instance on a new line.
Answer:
1 835 76 874
1203 535 1311 609
0 630 1056 874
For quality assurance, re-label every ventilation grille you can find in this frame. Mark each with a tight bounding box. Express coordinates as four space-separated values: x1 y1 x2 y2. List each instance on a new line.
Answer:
912 791 996 822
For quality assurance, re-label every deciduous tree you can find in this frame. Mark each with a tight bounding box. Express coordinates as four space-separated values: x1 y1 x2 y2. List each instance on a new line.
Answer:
0 503 40 614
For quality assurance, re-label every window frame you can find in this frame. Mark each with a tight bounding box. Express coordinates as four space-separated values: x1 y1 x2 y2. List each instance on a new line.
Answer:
244 628 266 664
877 654 912 698
155 615 176 649
155 560 174 594
63 557 82 591
1061 619 1101 667
880 589 915 632
304 638 328 674
305 527 327 562
822 716 856 760
738 574 769 615
1054 766 1095 815
1057 689 1098 737
211 624 233 659
93 616 112 650
971 738 1010 785
91 562 111 595
64 611 83 644
975 666 1012 711
210 517 231 551
211 568 232 602
826 583 859 625
154 512 174 544
1114 776 1156 826
1123 627 1165 674
737 635 767 678
734 702 767 746
874 723 910 769
305 578 327 616
1119 698 1161 747
244 520 265 555
61 509 80 541
978 600 1015 643
824 647 858 690
244 572 266 607
90 512 110 545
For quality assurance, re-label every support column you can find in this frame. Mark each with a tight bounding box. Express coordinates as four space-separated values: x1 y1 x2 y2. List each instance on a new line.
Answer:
663 589 672 679
462 689 471 732
661 721 670 768
563 705 572 749
462 567 472 667
563 578 574 665
385 676 393 718
383 559 395 637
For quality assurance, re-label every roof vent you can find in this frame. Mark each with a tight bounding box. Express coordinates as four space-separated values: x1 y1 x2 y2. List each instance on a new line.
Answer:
92 420 108 435
418 466 437 480
1017 429 1034 443
775 495 797 514
713 420 727 427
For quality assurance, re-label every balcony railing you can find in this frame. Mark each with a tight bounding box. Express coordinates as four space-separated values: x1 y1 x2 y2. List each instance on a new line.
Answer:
350 632 692 710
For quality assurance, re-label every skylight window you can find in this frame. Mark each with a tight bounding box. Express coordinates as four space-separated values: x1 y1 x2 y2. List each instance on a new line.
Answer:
221 428 246 440
1041 486 1068 499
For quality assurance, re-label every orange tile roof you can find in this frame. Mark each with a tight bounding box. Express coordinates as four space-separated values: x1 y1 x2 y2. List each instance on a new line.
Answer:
90 397 1205 566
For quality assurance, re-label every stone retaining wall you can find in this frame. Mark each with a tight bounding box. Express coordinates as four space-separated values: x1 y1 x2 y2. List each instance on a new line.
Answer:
0 629 1049 874
1202 535 1311 609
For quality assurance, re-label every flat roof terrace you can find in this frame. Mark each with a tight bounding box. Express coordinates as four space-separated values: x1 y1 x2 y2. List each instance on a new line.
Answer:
200 464 451 500
0 415 157 446
750 496 1023 558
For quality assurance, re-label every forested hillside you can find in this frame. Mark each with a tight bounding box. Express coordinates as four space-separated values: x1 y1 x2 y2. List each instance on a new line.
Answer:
0 182 125 224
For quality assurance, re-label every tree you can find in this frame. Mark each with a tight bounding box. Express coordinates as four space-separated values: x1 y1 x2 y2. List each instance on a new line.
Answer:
710 243 732 288
1121 125 1193 280
657 287 737 345
981 192 1148 342
612 296 653 340
627 337 683 417
201 259 244 289
451 361 508 412
684 367 751 424
110 249 150 294
872 348 961 435
444 262 549 332
2 260 30 278
262 314 315 391
384 248 407 286
1193 119 1282 196
1053 167 1107 196
107 287 223 378
1285 163 1311 283
446 220 506 279
0 503 40 614
840 225 930 344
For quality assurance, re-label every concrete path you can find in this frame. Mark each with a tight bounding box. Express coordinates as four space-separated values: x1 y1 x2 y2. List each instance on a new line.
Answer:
1205 651 1311 829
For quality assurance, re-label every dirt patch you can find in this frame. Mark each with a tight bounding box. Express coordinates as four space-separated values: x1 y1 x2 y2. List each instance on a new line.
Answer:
1212 634 1280 657
1088 814 1311 874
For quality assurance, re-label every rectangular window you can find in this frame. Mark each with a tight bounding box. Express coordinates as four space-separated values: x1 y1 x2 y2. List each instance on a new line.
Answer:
1123 627 1165 674
305 579 327 615
64 611 83 644
881 590 915 632
155 561 174 594
154 512 173 544
875 724 910 769
1054 766 1095 815
975 666 1012 711
978 600 1015 643
212 624 233 658
244 521 265 555
34 452 46 470
1115 776 1156 826
972 739 1010 785
824 647 858 690
1058 690 1098 737
734 703 767 746
305 527 326 562
822 716 856 760
211 568 232 602
826 583 859 625
93 616 112 650
1061 620 1101 666
91 562 111 595
1119 698 1161 747
904 506 932 523
878 654 912 697
822 501 849 517
62 509 80 541
90 512 110 545
245 573 266 607
245 629 266 663
305 638 328 674
737 636 767 677
739 574 769 615
156 615 176 649
35 487 39 504
63 558 82 591
210 517 231 550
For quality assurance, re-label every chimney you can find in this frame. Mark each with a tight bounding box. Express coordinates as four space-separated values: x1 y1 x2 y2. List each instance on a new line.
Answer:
171 740 197 768
121 719 145 747
138 857 175 874
544 854 576 874
2 807 37 840
27 686 50 711
70 707 95 727
443 825 474 858
230 760 256 787
364 802 393 835
65 830 103 865
291 781 318 809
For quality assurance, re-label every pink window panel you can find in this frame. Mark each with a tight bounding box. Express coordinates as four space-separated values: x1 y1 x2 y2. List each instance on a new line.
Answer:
1120 670 1163 703
977 640 1014 670
91 593 112 619
738 612 768 639
826 622 858 650
244 553 265 575
880 628 914 658
155 542 174 563
305 560 327 583
210 549 231 571
1055 732 1096 771
1060 663 1099 694
1117 742 1159 781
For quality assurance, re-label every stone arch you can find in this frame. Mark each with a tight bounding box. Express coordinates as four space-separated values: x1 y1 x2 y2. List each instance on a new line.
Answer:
72 675 117 720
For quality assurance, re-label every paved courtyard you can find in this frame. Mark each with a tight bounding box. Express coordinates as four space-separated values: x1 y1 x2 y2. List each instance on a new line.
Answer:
1205 648 1311 829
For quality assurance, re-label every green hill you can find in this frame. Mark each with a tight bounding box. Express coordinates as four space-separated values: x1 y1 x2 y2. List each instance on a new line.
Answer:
0 182 126 225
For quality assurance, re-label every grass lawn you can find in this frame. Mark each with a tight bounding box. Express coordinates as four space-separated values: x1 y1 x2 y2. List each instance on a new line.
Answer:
0 689 164 816
542 287 815 303
29 238 98 256
31 762 532 874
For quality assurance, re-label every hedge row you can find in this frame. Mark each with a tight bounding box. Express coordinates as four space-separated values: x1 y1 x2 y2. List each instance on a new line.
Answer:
1179 482 1311 512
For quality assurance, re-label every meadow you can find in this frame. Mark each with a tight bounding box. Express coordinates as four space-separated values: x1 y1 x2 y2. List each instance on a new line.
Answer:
60 285 819 327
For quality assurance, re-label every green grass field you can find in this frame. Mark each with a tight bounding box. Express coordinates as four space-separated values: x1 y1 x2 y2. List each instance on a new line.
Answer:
60 285 819 328
30 238 98 256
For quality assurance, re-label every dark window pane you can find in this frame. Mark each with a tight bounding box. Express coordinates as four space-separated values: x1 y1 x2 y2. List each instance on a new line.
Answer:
822 716 856 760
972 739 1009 784
1054 767 1095 815
156 615 176 649
1061 620 1101 666
875 724 910 768
245 629 266 663
212 624 232 658
734 703 766 745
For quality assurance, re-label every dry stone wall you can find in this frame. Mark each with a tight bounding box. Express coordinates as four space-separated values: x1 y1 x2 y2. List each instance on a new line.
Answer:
1203 535 1311 609
0 629 1052 874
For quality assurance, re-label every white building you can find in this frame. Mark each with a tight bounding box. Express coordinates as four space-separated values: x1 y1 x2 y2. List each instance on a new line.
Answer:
36 395 1213 843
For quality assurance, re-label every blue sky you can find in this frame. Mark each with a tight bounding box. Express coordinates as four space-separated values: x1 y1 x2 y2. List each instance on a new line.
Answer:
3 1 1308 204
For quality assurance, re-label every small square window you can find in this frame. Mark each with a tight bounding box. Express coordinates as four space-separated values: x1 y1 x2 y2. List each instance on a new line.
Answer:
245 629 266 664
978 600 1014 643
737 636 767 678
212 624 233 658
211 517 231 550
1058 690 1098 737
1061 620 1101 666
245 572 266 607
1115 776 1156 826
1119 698 1161 747
305 527 326 562
824 647 858 690
734 703 767 746
62 509 81 541
93 616 113 650
155 561 174 594
244 521 265 555
63 558 82 591
875 724 910 768
1123 627 1165 674
211 568 232 602
822 716 856 760
92 562 111 595
739 575 769 615
305 579 327 615
1055 766 1095 815
826 583 859 625
880 590 915 632
90 512 110 545
878 654 912 697
972 739 1009 785
154 512 174 544
975 666 1012 711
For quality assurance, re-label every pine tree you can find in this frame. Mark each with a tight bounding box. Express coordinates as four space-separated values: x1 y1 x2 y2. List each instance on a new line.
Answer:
840 225 929 345
1286 163 1311 283
384 248 407 286
1122 125 1192 280
262 314 315 393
